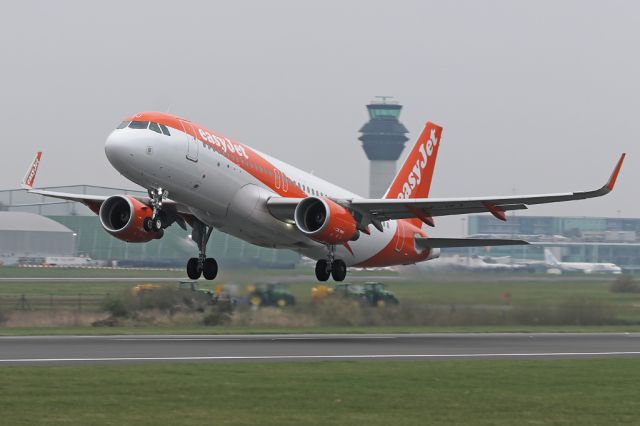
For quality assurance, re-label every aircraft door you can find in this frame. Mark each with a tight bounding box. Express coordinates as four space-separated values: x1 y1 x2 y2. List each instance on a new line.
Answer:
180 120 198 162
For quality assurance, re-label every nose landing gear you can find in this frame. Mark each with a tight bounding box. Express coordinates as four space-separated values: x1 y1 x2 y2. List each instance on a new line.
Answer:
187 220 218 280
143 187 169 232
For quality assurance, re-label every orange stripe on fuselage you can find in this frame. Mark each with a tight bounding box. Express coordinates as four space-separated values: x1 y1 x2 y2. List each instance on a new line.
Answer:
125 112 307 198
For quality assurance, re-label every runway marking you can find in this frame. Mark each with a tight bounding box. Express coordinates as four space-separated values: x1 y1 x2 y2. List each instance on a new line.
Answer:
112 336 397 342
2 351 640 363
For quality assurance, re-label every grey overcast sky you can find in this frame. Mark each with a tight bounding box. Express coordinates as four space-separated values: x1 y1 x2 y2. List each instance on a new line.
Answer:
0 0 637 236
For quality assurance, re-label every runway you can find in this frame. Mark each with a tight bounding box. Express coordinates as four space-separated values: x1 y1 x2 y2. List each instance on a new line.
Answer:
1 333 639 365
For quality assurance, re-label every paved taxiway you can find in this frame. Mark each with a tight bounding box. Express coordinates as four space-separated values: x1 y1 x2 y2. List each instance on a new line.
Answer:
1 333 639 365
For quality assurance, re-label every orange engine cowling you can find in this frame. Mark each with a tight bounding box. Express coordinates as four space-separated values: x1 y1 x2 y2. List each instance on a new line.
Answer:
98 195 162 243
294 197 358 245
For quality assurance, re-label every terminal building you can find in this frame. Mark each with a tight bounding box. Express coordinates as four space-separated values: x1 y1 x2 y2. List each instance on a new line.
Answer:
466 215 640 272
0 186 300 268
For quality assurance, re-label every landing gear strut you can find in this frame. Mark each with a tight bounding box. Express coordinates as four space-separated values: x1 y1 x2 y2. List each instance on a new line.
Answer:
187 220 218 280
144 187 169 232
314 245 347 282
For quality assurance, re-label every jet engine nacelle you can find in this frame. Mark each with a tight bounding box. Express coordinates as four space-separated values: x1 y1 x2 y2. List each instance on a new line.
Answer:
294 197 358 245
99 195 162 242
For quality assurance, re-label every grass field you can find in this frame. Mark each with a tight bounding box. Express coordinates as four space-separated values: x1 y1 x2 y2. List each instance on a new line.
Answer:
1 267 639 333
1 359 639 425
1 269 634 306
0 266 185 279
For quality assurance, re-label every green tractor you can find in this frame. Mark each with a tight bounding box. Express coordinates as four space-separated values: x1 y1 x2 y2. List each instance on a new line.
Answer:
332 283 365 299
331 282 399 307
248 283 296 308
362 282 399 307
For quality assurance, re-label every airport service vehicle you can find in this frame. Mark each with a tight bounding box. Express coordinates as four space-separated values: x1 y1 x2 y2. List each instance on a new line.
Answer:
544 249 622 274
21 112 625 282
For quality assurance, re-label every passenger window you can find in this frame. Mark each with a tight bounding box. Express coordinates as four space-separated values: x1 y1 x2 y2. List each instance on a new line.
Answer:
129 121 149 129
159 124 171 136
149 122 162 134
117 120 130 129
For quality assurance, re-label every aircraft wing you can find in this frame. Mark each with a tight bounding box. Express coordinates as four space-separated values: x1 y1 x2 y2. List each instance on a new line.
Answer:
26 189 109 214
267 154 625 228
20 152 193 225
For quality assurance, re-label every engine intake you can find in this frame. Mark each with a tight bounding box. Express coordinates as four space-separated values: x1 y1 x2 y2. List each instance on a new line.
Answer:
99 195 161 243
294 197 358 245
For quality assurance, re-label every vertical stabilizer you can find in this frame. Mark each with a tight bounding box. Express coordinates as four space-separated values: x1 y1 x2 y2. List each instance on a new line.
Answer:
383 122 442 227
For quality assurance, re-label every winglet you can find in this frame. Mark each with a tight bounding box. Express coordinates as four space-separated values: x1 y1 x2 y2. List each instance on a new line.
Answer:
21 151 42 189
606 153 625 192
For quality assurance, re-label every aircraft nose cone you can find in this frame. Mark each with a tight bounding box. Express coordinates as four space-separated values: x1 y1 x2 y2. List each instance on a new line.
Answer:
104 130 131 170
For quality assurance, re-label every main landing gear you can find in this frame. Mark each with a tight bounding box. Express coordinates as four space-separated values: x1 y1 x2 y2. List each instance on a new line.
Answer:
142 187 215 280
314 246 347 282
187 220 218 280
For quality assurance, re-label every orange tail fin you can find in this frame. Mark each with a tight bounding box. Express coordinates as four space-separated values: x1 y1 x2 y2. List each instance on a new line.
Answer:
384 121 442 200
383 122 442 228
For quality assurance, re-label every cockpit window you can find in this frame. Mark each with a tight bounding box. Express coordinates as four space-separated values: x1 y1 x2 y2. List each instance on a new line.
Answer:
116 120 130 129
149 122 162 134
128 121 149 129
159 123 171 136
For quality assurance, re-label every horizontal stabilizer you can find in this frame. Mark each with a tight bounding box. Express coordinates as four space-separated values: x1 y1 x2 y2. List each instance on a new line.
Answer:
415 237 529 249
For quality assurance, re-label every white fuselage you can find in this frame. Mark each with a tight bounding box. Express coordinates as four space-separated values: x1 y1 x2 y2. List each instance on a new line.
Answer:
104 123 410 266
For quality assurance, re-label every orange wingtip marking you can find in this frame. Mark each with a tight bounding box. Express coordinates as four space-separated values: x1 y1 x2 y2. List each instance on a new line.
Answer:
607 153 626 191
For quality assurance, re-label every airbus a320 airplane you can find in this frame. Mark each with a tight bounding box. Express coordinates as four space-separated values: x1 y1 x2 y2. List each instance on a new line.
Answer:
21 112 625 281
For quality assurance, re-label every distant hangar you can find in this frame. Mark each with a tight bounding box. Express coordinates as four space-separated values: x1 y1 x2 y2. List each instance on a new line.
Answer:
0 211 75 258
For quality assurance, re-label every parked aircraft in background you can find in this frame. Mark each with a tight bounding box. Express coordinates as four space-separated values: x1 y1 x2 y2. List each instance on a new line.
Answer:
419 255 532 272
544 249 622 274
21 111 625 281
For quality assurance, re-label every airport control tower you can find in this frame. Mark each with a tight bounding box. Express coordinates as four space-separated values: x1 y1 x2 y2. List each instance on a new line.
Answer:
359 97 410 198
